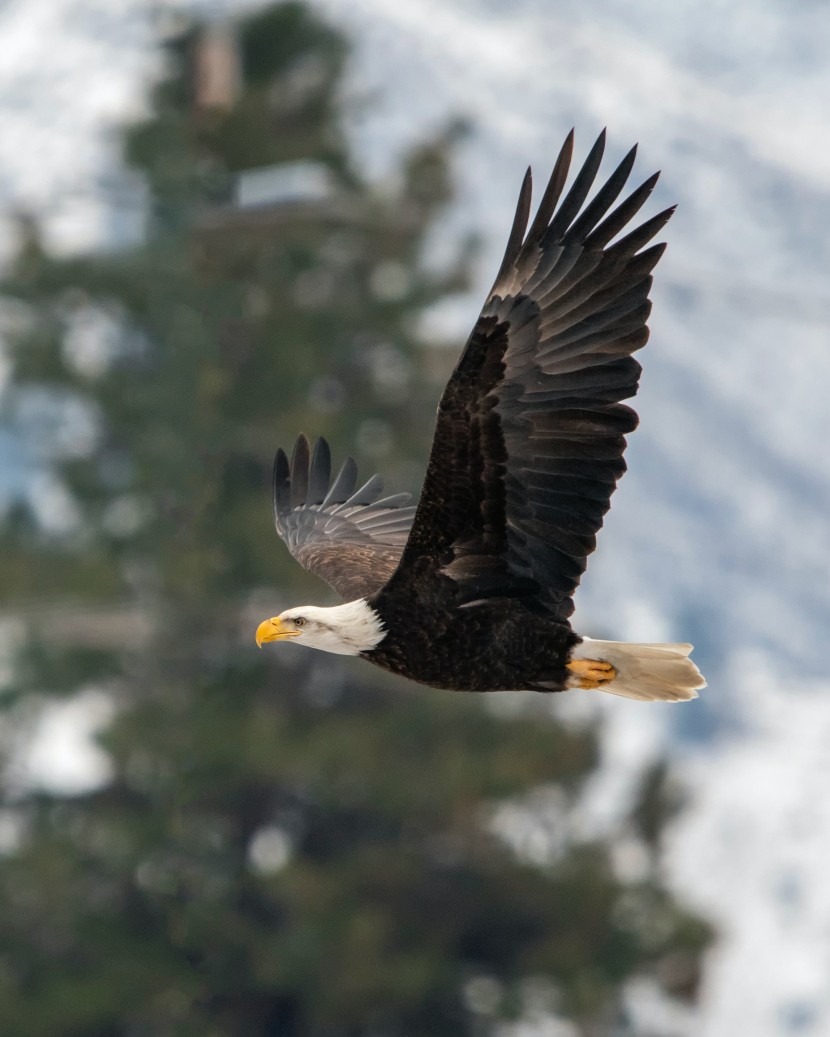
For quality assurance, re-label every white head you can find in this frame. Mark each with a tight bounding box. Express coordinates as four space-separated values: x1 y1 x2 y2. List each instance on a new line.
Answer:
255 598 386 656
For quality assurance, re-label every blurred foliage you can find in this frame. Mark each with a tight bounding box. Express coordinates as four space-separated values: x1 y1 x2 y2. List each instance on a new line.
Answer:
0 3 711 1035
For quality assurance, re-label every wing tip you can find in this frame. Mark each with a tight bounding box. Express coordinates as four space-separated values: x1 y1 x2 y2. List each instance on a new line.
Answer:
272 445 291 528
309 436 332 505
292 431 310 458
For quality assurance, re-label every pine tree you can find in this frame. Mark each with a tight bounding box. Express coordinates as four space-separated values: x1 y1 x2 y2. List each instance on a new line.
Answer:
0 4 711 1035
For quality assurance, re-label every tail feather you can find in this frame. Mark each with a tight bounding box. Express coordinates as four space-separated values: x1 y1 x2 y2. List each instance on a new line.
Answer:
571 637 706 702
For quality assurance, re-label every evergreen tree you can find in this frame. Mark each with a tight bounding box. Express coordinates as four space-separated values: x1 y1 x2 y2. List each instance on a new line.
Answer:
0 4 711 1035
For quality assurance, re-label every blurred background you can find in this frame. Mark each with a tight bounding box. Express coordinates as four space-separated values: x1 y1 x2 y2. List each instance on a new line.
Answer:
0 0 827 1034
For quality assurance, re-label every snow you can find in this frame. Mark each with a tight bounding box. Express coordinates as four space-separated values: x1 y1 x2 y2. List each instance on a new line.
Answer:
2 1 830 1033
0 0 155 256
8 687 115 796
667 662 830 1035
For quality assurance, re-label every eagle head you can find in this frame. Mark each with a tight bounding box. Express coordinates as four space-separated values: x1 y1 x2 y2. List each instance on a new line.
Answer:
255 600 385 656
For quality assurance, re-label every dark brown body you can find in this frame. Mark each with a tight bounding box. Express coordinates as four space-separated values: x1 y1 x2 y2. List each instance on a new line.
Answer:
367 568 580 692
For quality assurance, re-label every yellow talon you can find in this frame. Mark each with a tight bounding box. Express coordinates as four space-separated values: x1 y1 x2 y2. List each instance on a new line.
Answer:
566 658 617 690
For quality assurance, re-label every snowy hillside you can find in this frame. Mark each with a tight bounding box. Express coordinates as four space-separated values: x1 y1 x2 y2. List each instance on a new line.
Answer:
2 1 830 1034
668 665 830 1037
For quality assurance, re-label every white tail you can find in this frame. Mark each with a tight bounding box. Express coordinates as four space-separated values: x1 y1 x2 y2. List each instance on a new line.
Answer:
570 637 706 702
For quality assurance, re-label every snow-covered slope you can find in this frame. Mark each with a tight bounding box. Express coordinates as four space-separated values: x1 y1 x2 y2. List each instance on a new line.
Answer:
2 1 830 1034
667 664 830 1037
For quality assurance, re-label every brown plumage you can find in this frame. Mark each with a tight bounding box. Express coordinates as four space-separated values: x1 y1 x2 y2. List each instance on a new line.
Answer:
273 435 415 600
260 131 705 702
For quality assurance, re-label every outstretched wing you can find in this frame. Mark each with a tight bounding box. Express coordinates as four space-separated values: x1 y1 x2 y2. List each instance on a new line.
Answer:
397 130 672 622
273 434 416 600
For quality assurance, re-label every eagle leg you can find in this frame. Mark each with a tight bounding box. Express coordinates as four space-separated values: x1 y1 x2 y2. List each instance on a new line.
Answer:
566 658 617 690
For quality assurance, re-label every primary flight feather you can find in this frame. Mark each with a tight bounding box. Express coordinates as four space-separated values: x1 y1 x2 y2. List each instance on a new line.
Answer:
256 130 706 702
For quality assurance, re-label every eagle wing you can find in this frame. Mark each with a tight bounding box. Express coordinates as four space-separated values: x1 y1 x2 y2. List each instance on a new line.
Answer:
272 434 416 600
396 130 672 623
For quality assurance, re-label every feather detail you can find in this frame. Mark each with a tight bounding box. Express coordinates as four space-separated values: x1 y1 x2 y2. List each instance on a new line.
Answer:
272 435 415 599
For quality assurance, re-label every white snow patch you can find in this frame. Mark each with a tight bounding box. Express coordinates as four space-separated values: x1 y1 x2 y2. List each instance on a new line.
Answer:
666 657 830 1036
12 688 115 796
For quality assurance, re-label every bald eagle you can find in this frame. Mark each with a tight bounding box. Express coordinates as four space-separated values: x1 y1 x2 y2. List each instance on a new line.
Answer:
256 131 705 702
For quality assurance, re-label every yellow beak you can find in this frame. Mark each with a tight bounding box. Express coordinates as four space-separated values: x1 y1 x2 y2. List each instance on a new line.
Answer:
255 617 301 648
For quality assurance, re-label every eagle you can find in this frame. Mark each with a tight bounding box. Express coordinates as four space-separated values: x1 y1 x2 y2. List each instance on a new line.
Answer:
256 130 705 702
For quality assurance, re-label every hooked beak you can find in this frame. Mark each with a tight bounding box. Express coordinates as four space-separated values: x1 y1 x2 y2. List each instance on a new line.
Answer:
255 617 301 648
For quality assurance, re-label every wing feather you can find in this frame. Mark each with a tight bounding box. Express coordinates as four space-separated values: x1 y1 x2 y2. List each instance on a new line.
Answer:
307 437 332 503
273 435 415 600
320 455 359 508
289 435 310 509
544 129 607 241
395 131 672 621
489 167 534 296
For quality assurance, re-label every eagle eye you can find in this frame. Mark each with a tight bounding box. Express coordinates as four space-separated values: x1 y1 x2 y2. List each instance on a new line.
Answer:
293 617 306 628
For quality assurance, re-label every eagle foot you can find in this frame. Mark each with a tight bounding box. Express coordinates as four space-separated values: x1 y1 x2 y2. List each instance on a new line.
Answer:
566 658 617 690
